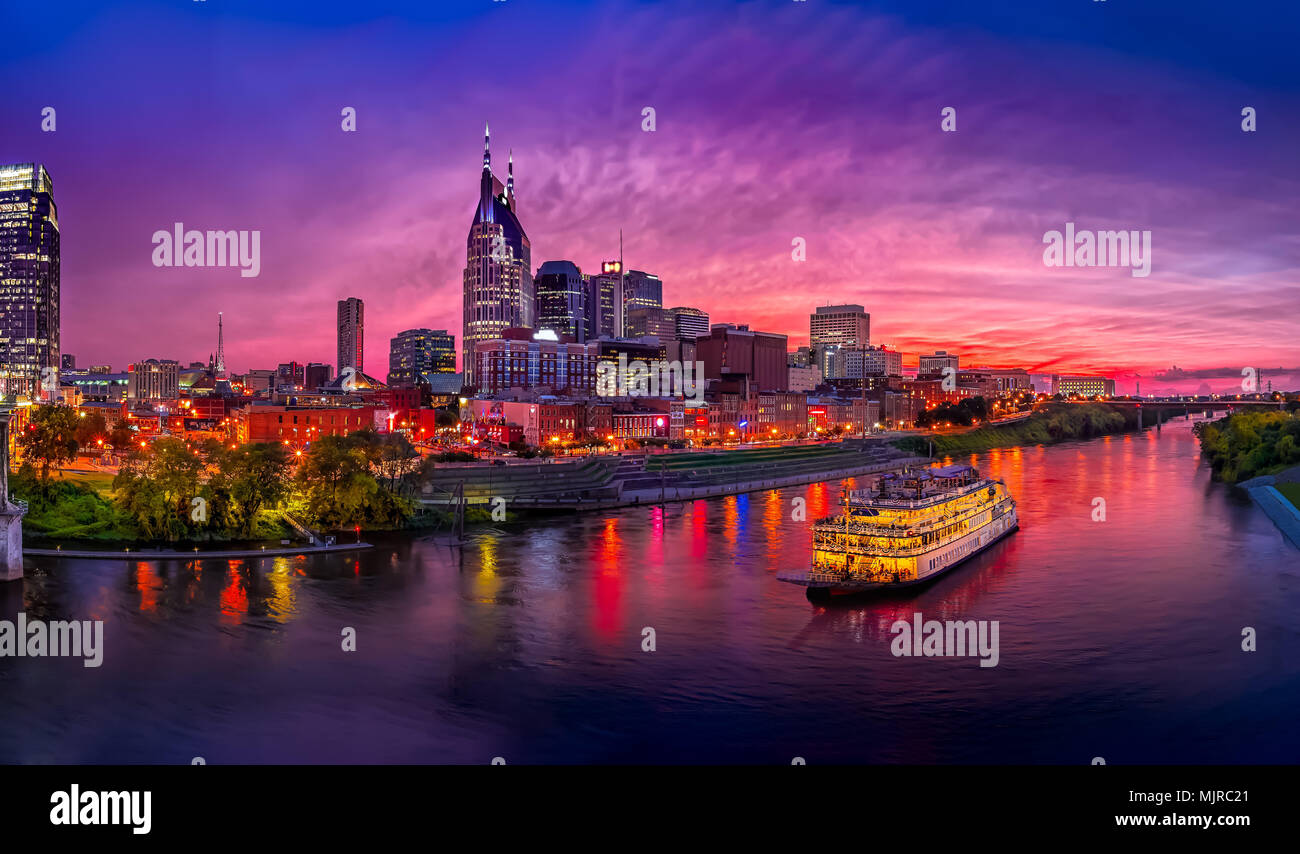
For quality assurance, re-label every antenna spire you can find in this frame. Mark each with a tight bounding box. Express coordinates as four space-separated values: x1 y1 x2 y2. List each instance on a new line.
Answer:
483 122 491 172
215 311 226 378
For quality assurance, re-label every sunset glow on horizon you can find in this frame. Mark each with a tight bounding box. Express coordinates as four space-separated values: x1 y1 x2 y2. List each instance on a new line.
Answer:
5 0 1297 390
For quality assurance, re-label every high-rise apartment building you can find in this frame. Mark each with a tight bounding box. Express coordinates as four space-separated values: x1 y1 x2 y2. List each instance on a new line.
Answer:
337 297 364 376
463 125 532 383
0 163 60 398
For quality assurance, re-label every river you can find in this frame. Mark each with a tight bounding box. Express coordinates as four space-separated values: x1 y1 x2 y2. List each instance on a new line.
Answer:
1 416 1296 764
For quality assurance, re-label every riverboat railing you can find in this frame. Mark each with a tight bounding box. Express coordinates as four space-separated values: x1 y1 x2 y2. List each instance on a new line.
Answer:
846 479 997 509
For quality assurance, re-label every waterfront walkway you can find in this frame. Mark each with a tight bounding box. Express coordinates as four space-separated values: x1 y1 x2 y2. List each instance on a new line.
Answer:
1240 475 1300 549
24 542 373 561
419 439 928 512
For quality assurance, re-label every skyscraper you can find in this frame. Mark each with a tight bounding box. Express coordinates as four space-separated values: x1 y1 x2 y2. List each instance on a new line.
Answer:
463 124 532 384
534 260 588 341
337 297 364 378
622 269 663 316
388 328 455 387
0 163 60 398
586 260 624 339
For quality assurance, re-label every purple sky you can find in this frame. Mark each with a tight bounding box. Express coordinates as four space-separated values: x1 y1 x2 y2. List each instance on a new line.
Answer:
7 0 1299 391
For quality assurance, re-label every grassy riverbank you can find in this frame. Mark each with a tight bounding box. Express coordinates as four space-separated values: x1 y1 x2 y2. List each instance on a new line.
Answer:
1276 482 1300 512
892 403 1140 456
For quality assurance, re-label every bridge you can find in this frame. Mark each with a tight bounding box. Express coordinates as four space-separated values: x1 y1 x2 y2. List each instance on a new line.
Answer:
1061 397 1287 430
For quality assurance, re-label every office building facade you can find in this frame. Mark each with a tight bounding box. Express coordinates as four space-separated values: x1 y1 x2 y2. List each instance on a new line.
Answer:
0 163 60 398
463 125 533 383
810 304 869 353
534 261 588 341
388 328 455 387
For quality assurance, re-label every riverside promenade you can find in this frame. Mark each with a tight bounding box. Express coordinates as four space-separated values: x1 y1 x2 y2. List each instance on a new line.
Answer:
1240 474 1300 549
420 439 929 513
24 541 373 561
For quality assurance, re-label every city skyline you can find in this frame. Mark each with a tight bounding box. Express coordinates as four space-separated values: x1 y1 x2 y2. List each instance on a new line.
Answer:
4 0 1297 386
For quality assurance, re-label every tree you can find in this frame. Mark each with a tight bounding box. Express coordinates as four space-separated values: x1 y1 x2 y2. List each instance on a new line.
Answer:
225 443 291 535
108 418 135 450
293 434 413 530
74 410 108 449
112 437 205 541
18 405 80 486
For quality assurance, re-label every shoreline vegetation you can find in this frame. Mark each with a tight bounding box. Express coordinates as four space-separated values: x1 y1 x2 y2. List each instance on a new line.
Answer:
1194 410 1300 486
18 401 1294 551
891 403 1141 456
11 404 474 549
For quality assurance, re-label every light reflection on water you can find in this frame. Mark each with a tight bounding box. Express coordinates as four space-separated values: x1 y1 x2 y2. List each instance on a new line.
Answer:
1 418 1297 764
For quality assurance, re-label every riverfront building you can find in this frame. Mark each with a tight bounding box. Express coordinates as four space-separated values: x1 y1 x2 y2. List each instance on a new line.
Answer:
1052 375 1116 397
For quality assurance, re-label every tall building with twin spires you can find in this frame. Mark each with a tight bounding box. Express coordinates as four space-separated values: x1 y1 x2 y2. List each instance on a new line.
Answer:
462 124 532 384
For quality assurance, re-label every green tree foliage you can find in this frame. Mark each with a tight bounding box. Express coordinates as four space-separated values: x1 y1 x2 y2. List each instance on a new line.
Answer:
18 405 81 486
916 396 991 428
896 404 1137 455
291 433 413 530
112 438 207 541
73 410 108 449
225 443 292 535
11 464 131 540
1196 411 1300 483
108 418 135 450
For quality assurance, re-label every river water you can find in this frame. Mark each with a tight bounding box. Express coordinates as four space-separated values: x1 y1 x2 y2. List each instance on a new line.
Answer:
2 417 1297 764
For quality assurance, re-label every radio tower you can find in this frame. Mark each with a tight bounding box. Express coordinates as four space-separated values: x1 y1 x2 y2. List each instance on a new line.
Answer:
214 312 226 379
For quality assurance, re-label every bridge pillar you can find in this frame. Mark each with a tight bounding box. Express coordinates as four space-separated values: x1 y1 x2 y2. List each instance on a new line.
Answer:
0 410 23 582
